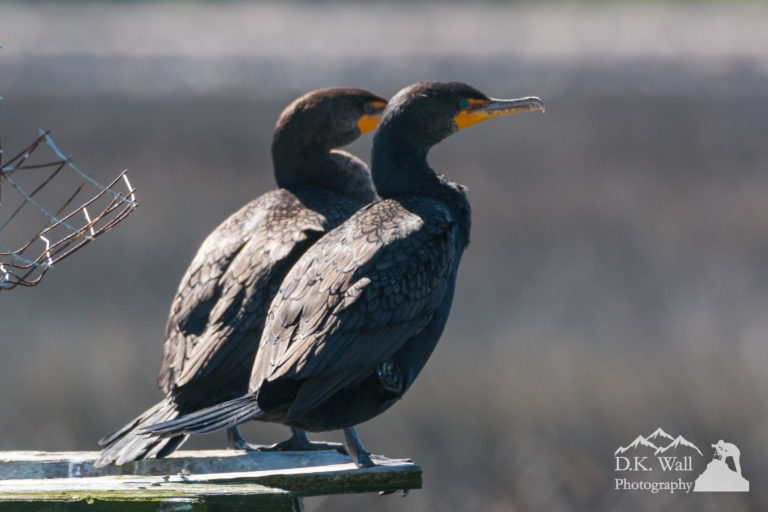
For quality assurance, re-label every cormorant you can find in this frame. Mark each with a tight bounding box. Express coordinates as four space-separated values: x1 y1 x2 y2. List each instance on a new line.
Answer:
95 88 387 467
145 82 544 466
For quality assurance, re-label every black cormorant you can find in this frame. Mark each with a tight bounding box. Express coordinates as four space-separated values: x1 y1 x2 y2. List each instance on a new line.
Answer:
145 82 544 466
95 88 387 467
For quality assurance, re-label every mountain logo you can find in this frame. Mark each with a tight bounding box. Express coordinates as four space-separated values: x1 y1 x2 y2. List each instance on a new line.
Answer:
655 435 703 456
614 428 702 457
614 435 659 455
646 427 675 445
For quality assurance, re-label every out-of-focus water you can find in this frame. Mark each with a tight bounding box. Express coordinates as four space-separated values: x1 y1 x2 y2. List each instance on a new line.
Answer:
2 3 768 511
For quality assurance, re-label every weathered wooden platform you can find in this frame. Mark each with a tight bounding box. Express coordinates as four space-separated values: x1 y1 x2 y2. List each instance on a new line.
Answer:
0 450 421 511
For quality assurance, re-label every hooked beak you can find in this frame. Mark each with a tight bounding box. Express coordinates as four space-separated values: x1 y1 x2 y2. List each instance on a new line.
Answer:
454 96 545 131
357 100 388 134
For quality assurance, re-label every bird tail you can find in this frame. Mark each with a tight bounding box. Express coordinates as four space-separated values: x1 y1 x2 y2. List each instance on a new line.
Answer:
94 398 189 468
143 395 263 437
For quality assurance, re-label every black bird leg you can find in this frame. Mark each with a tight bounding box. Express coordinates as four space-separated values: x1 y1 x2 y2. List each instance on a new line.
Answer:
256 428 349 454
344 426 374 467
226 426 266 451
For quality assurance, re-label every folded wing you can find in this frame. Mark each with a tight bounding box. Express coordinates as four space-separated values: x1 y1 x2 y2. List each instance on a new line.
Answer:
252 198 460 419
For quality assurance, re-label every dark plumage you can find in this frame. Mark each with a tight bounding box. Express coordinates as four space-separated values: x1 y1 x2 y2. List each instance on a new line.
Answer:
145 82 544 466
95 88 387 467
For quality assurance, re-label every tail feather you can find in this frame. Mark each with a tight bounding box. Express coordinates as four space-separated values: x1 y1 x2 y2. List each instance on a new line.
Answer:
95 398 189 468
144 395 262 437
154 434 188 459
98 416 138 447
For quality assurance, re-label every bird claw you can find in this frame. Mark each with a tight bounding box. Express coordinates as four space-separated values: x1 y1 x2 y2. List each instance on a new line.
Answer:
236 441 268 451
226 427 268 451
353 450 375 468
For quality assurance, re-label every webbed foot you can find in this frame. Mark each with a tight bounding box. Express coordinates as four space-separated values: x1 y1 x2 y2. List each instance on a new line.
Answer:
252 428 349 455
227 426 353 456
226 426 267 451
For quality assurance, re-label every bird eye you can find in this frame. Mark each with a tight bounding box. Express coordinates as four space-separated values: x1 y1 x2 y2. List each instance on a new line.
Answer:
364 103 374 114
459 99 470 109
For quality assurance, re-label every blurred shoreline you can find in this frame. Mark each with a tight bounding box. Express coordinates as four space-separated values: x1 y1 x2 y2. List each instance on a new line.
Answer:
3 3 768 59
4 55 768 99
3 2 768 100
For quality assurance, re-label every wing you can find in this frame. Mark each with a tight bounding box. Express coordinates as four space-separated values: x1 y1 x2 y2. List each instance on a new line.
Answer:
252 198 461 418
158 190 327 392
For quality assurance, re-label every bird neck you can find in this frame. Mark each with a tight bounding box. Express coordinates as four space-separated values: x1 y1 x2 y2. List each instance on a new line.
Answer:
273 144 376 204
371 129 471 247
371 129 437 198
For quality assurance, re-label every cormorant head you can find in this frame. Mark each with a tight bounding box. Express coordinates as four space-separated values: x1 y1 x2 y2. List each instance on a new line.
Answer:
273 88 388 153
272 88 387 199
376 81 544 152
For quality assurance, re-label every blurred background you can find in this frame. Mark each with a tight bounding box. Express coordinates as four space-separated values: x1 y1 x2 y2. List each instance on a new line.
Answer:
2 1 768 510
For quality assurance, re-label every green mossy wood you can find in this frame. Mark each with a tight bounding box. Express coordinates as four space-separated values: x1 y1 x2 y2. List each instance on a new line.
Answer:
0 450 421 511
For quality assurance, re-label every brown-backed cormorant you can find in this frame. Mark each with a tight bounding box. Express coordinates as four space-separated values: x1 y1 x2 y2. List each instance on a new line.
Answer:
144 82 544 466
95 88 387 467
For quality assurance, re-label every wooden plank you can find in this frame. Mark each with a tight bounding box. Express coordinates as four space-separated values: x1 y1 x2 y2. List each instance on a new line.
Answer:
0 450 420 483
0 479 297 511
168 454 419 496
0 450 422 507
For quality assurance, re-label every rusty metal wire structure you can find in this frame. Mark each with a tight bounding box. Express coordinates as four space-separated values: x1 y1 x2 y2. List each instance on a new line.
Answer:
0 130 137 290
